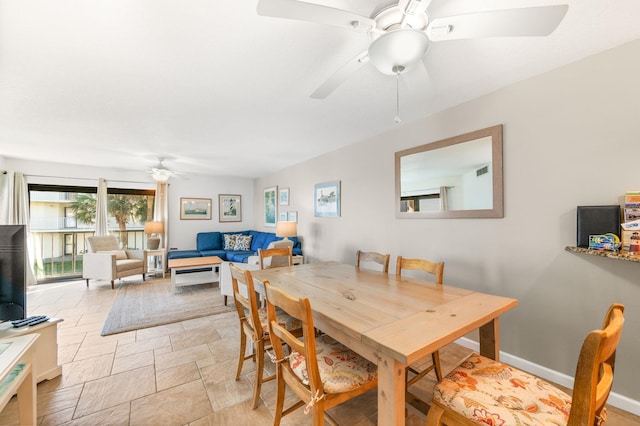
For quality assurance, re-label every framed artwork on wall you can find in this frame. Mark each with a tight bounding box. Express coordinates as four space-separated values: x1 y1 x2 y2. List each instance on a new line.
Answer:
218 194 241 222
279 211 287 221
314 181 340 217
288 211 298 222
279 187 290 206
264 186 277 227
180 197 212 220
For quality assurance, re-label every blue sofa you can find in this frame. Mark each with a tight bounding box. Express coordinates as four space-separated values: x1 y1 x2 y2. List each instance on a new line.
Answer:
167 230 302 263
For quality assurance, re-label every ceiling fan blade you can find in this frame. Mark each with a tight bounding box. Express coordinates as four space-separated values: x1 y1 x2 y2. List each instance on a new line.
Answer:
427 4 569 41
399 0 432 16
257 0 375 33
310 51 369 99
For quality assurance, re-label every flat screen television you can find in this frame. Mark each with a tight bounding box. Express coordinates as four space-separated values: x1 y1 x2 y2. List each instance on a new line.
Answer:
0 225 26 320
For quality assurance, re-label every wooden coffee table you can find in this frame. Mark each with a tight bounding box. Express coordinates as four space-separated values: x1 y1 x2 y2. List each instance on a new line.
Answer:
167 256 223 293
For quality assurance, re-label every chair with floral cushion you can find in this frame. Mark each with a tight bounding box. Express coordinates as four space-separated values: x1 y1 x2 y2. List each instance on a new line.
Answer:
396 256 445 391
426 303 625 426
263 280 378 426
228 263 301 409
258 246 293 269
356 250 390 273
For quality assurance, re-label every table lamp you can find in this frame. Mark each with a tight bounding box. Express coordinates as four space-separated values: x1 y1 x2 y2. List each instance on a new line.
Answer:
276 221 297 242
144 221 164 250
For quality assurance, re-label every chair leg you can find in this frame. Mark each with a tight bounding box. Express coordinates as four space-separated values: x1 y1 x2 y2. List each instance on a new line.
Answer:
111 280 115 289
432 350 443 381
311 403 325 426
425 403 445 426
236 330 247 381
142 273 146 282
224 295 228 306
85 279 89 287
252 339 265 409
273 367 286 426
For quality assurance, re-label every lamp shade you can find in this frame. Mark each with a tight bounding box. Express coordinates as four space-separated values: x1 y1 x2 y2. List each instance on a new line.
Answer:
144 221 164 234
276 221 297 239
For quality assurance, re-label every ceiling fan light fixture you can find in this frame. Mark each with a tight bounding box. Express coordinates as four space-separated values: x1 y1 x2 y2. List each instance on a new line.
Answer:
151 168 172 182
368 28 429 75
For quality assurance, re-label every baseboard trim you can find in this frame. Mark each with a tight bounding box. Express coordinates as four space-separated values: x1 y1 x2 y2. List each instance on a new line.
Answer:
456 337 640 416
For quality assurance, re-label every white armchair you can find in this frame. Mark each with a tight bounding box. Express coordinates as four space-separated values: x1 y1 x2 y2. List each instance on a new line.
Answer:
83 236 146 289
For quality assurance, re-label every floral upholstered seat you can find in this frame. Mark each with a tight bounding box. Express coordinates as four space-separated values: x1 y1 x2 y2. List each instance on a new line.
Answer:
289 334 377 394
433 353 571 425
426 304 625 426
257 306 301 333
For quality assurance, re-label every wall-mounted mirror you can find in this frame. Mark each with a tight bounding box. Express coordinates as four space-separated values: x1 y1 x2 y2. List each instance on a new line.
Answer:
395 124 503 219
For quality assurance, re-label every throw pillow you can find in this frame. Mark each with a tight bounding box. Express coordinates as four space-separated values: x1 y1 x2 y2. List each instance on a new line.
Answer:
224 234 240 250
99 250 127 260
234 235 253 251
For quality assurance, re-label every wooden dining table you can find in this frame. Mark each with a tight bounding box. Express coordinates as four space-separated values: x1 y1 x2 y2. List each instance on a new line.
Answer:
250 262 517 426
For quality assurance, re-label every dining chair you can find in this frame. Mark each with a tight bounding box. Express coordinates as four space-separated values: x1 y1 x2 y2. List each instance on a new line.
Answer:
356 250 390 273
396 256 445 389
258 246 293 269
263 281 378 426
426 303 625 426
228 263 301 409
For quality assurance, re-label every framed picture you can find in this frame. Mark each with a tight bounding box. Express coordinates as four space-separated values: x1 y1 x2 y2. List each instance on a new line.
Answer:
288 211 298 222
314 181 341 217
218 194 241 222
279 187 290 206
279 211 288 221
180 197 212 220
264 186 277 227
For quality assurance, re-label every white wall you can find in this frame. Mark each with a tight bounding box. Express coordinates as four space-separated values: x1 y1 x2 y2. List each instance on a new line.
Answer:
253 39 640 405
0 157 255 251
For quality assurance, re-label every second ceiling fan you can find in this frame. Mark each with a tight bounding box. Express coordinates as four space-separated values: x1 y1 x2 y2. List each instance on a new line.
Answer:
257 0 569 99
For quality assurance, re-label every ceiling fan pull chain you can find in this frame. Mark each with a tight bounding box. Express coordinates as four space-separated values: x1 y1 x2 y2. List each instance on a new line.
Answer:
393 65 404 123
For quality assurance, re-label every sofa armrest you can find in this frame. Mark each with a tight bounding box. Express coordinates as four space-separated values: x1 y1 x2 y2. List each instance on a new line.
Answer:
82 253 117 280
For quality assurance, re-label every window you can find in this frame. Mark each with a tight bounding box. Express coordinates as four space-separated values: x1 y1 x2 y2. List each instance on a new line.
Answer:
28 184 155 281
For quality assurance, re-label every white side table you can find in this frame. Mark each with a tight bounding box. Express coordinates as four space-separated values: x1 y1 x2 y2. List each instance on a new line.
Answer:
0 334 38 425
146 248 166 278
0 318 63 383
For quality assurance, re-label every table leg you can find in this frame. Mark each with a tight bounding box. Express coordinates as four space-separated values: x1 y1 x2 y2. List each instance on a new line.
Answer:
377 353 405 426
16 363 36 425
479 318 500 360
170 268 177 293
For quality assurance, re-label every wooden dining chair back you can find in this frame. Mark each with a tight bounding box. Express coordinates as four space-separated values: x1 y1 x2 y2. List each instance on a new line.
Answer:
264 281 378 426
425 303 625 426
395 255 445 392
356 250 390 273
229 263 272 409
395 256 444 284
258 246 293 269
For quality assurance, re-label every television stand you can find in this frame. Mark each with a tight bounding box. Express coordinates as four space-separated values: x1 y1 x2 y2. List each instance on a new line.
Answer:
0 318 63 383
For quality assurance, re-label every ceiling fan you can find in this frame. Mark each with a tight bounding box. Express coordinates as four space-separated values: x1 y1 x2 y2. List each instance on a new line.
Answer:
257 0 569 100
147 157 182 182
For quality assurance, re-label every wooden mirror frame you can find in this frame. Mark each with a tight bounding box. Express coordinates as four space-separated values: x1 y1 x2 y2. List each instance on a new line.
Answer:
395 124 504 219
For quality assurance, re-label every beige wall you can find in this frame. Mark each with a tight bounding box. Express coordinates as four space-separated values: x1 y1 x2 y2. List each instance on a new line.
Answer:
253 39 640 405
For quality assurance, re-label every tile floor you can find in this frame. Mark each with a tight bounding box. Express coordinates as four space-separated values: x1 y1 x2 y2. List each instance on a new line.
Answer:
0 276 638 425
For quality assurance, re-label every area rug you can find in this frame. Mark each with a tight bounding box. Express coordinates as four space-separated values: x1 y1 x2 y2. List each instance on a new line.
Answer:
101 278 234 336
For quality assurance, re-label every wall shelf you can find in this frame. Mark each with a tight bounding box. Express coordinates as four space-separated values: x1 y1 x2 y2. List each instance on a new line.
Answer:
565 246 640 263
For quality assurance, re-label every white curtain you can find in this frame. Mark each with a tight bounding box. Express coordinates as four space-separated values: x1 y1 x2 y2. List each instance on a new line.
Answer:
0 172 37 285
439 186 449 211
154 182 168 249
95 177 108 236
0 172 11 224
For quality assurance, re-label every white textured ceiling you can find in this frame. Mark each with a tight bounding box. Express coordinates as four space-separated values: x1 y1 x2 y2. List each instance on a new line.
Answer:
1 0 639 179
